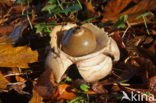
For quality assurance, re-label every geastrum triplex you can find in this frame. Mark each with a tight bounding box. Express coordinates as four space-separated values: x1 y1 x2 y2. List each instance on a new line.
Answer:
45 23 120 83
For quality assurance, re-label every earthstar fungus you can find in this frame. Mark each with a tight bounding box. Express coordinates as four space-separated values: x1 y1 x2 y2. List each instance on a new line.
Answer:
45 23 120 83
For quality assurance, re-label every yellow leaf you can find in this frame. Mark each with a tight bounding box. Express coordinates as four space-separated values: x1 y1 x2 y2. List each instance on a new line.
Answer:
0 36 38 68
0 72 10 89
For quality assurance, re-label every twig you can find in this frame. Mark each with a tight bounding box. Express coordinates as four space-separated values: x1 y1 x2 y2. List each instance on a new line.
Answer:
143 16 150 35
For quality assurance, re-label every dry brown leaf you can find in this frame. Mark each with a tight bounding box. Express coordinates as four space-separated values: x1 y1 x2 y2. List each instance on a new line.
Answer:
0 71 10 89
103 0 132 16
102 0 156 23
115 61 141 83
0 36 38 68
111 32 126 48
134 57 156 78
11 5 28 13
92 82 108 94
136 47 156 65
0 0 13 8
29 89 44 103
149 76 156 97
0 25 14 36
35 69 56 100
84 90 96 94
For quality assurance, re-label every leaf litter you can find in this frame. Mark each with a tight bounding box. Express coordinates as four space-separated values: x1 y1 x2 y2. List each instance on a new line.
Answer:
0 0 156 103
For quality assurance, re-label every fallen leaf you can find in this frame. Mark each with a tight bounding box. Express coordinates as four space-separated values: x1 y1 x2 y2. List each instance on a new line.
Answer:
111 32 126 48
71 79 87 89
0 71 9 89
92 82 108 94
15 75 25 82
54 84 76 100
136 47 156 65
8 84 27 95
0 36 38 68
114 60 141 83
29 89 44 103
111 85 121 92
84 1 95 14
0 25 13 36
148 76 156 99
135 57 156 78
0 0 13 8
84 90 96 94
35 69 56 100
101 0 156 23
11 5 29 14
116 56 156 87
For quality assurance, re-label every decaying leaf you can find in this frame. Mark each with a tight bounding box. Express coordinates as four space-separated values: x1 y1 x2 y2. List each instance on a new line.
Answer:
92 82 108 94
36 71 76 101
35 68 56 100
111 32 126 48
101 0 156 23
136 47 156 65
29 89 44 103
149 76 156 98
0 25 13 36
0 0 14 8
0 36 38 68
134 57 156 78
7 84 27 95
0 71 10 89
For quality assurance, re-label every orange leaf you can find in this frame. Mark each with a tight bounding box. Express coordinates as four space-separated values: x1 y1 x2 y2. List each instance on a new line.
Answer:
84 1 95 14
0 72 10 89
84 90 96 94
15 75 25 82
54 84 76 100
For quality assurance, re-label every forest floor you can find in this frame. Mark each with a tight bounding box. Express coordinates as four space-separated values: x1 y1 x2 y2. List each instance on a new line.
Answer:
0 0 156 103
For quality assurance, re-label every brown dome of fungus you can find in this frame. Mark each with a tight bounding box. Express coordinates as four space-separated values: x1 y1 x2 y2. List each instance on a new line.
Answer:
61 26 96 57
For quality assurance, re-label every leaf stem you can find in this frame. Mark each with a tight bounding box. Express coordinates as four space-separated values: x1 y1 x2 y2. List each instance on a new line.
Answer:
57 0 64 10
122 19 131 38
26 11 33 29
143 16 150 35
77 0 83 9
